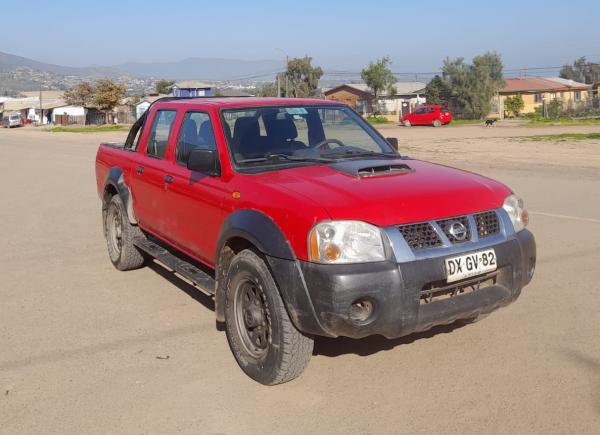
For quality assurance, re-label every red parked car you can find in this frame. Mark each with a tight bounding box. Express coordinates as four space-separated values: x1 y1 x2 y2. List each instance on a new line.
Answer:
401 105 453 127
95 97 535 385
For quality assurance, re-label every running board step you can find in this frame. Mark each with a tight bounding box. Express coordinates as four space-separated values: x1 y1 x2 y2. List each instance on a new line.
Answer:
133 237 215 295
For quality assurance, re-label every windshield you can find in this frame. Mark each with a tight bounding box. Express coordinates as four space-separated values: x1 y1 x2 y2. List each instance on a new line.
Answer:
221 105 396 167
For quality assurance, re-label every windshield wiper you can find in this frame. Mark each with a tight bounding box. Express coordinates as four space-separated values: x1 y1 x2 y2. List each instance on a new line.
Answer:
324 150 400 159
237 153 336 164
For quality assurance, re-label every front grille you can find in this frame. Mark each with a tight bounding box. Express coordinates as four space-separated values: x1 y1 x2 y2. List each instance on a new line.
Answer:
437 215 471 243
474 211 500 238
420 270 499 304
398 222 442 250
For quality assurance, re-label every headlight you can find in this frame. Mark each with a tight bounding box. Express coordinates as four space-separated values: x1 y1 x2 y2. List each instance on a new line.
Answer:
308 221 385 264
503 194 529 232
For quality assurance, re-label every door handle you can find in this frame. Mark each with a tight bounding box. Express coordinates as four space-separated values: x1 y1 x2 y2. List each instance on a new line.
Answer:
164 175 174 184
135 166 144 174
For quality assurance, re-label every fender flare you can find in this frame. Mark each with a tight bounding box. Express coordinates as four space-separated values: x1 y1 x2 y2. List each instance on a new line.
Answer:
216 209 295 261
214 210 295 322
103 167 137 224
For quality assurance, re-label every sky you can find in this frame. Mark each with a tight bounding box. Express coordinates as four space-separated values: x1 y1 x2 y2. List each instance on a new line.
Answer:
2 0 600 75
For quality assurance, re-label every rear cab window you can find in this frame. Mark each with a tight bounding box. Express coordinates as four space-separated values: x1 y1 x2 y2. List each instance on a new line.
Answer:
146 110 177 159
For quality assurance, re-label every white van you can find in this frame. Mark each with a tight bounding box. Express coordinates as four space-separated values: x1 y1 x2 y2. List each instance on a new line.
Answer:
2 114 23 128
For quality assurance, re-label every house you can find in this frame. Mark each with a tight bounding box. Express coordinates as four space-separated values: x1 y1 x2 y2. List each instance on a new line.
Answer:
499 77 591 115
1 99 34 121
323 83 372 112
50 102 86 125
170 81 213 97
592 82 600 108
134 94 169 119
324 82 426 120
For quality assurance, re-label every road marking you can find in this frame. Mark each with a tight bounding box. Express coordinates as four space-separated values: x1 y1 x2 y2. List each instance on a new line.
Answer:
530 211 600 224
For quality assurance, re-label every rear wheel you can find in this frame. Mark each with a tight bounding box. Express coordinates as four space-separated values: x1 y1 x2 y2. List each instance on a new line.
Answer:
104 194 146 271
433 119 442 127
225 249 314 385
403 120 411 127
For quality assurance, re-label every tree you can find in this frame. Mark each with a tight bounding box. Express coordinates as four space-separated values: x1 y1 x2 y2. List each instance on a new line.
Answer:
258 82 279 97
424 75 451 106
547 98 563 119
442 52 505 119
284 56 323 98
93 79 126 123
361 56 396 102
504 94 524 117
559 57 600 84
155 79 175 95
64 81 94 107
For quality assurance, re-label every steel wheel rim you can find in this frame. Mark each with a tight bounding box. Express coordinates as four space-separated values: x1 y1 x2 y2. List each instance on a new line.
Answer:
107 205 123 257
234 278 270 358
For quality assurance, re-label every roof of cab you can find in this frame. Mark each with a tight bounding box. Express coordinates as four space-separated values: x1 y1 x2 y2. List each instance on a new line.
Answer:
153 97 340 109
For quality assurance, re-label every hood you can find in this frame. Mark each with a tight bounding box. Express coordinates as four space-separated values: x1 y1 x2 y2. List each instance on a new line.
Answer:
253 159 511 227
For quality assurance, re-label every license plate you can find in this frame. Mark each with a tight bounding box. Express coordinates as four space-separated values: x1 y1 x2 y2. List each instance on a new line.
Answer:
445 249 497 283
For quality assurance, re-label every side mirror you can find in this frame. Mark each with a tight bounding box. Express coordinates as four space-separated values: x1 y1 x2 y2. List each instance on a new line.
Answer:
187 149 220 176
386 137 399 151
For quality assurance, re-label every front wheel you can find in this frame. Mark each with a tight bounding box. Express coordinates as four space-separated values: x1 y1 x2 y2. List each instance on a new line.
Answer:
403 120 411 127
225 249 314 385
433 119 442 127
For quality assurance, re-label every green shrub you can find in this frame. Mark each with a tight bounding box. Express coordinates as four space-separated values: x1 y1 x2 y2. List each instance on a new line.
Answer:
366 115 391 124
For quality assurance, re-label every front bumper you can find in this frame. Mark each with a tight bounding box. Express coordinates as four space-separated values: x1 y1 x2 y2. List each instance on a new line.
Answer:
267 229 536 339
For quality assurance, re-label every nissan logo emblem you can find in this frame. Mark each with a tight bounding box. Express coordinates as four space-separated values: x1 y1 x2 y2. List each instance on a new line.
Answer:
448 221 468 241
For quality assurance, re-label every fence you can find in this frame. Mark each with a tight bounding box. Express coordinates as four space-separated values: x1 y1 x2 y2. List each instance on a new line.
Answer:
54 114 85 126
539 97 600 119
116 110 136 125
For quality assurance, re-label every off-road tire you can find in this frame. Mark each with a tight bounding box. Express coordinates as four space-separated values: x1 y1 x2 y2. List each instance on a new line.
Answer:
104 194 146 271
433 119 442 127
224 249 314 385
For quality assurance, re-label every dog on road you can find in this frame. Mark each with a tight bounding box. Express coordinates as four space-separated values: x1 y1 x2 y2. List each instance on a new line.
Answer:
485 119 497 127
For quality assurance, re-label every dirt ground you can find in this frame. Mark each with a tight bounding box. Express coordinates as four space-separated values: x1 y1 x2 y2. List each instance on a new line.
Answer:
1 122 600 434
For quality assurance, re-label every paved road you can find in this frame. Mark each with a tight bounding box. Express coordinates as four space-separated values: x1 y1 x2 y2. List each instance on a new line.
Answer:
1 125 600 434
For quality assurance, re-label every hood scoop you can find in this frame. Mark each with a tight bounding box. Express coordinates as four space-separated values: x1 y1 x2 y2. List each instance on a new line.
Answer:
330 159 414 178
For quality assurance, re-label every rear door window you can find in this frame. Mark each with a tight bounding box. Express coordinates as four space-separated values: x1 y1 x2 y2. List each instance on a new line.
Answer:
146 110 176 159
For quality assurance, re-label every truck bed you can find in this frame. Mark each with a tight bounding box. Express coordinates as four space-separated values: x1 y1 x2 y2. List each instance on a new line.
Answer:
95 142 135 199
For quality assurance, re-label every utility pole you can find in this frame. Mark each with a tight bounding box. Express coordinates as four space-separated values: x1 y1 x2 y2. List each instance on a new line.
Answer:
275 48 289 97
285 55 289 97
39 86 43 125
277 73 281 97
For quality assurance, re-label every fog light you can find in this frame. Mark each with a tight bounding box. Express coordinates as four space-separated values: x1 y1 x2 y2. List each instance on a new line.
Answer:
349 299 374 324
521 210 530 227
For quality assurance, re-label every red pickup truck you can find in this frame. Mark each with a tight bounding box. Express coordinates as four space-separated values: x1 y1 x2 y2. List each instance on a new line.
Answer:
96 97 535 385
